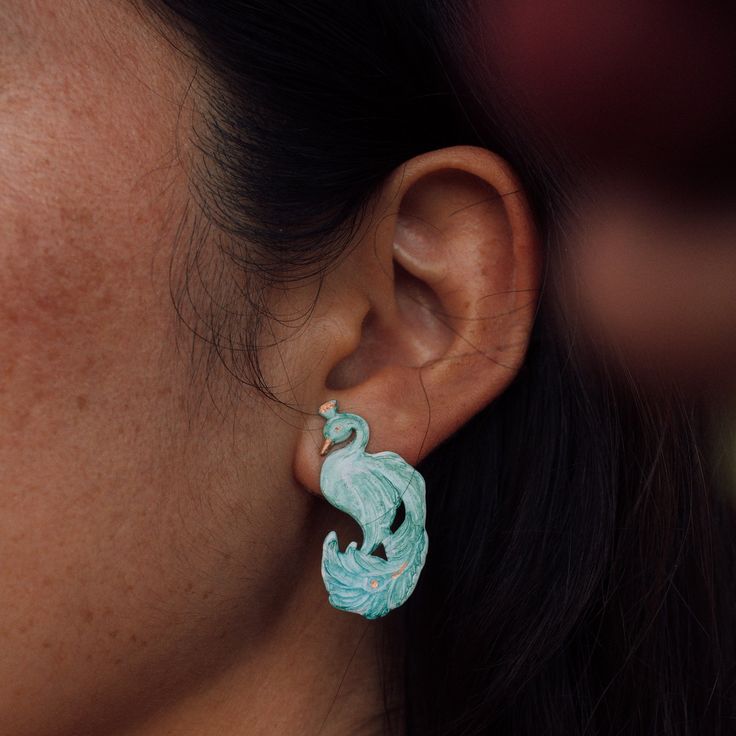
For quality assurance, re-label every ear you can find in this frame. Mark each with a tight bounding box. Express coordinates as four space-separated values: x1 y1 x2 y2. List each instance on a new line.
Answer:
292 145 540 495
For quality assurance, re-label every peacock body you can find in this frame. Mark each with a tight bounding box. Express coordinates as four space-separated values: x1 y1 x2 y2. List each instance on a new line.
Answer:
318 399 428 619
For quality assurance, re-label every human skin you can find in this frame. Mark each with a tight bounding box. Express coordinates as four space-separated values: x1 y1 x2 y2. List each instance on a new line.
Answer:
0 3 335 733
0 2 539 734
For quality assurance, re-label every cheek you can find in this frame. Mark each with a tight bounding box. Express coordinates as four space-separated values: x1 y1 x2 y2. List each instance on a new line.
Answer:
0 5 314 730
0 77 182 548
0 53 183 441
0 95 186 720
0 23 223 729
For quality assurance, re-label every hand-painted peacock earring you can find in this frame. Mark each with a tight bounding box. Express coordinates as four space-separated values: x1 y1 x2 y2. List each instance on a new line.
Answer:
317 399 429 619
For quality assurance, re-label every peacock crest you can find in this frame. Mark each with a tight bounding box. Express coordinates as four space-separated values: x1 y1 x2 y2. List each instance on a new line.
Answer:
317 399 429 619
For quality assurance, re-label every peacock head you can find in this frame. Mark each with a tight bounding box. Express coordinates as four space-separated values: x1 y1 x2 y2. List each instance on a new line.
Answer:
318 399 354 455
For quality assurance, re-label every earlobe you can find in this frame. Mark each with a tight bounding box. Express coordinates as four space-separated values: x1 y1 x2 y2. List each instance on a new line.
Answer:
293 145 540 496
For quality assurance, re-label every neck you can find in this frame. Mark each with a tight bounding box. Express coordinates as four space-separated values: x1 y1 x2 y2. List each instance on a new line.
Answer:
123 509 404 736
344 413 370 453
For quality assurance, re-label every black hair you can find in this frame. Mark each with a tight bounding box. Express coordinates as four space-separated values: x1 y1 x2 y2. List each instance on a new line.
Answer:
138 1 736 733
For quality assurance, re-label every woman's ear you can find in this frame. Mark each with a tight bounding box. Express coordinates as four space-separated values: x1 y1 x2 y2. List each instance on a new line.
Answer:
291 145 541 495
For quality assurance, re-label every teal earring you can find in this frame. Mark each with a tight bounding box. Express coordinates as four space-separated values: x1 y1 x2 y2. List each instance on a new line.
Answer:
317 399 429 619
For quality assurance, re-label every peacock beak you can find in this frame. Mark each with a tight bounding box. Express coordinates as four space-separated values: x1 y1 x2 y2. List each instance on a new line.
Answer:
319 437 334 456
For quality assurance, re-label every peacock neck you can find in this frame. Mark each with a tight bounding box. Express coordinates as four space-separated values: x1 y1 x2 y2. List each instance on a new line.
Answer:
344 413 370 453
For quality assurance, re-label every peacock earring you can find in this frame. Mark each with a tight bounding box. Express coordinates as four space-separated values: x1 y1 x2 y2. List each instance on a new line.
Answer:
317 399 429 619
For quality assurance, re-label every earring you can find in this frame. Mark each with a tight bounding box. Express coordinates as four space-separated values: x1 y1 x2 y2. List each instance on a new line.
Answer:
317 399 429 619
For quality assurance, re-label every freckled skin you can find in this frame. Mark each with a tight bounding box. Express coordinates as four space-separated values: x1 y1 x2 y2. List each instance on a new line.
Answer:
0 3 317 735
